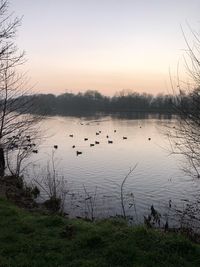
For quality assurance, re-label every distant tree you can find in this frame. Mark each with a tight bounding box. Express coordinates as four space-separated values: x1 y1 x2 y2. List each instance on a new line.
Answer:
84 90 103 100
26 90 177 115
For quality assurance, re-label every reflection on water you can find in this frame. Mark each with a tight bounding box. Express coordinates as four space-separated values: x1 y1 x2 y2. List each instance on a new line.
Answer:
26 113 200 223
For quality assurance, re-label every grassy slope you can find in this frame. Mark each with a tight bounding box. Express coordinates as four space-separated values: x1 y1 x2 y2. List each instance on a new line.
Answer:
0 198 199 267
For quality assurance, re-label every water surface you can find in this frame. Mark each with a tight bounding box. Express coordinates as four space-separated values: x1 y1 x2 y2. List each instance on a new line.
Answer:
26 114 200 223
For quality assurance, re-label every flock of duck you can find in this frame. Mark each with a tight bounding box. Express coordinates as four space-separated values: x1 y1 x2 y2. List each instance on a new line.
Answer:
7 125 151 156
7 135 39 153
50 125 152 157
66 129 129 156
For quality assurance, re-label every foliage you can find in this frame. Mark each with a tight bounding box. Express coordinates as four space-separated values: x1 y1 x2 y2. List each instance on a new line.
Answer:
0 198 199 267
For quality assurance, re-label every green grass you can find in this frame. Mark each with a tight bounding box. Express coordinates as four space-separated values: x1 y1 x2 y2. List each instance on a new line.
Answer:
0 198 199 267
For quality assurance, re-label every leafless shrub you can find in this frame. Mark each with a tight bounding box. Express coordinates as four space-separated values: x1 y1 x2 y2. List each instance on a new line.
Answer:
83 185 97 221
120 165 138 219
173 198 200 232
168 25 200 178
34 151 68 213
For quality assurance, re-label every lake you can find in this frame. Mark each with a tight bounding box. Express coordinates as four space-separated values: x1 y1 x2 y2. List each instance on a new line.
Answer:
26 113 200 224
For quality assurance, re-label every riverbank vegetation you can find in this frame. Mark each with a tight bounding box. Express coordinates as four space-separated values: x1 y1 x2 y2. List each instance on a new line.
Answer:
0 174 199 266
0 197 199 267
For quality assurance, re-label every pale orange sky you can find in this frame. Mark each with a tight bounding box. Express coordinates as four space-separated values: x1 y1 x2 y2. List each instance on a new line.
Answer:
12 0 200 96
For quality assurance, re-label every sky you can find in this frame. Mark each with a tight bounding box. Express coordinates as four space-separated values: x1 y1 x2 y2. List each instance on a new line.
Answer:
10 0 200 96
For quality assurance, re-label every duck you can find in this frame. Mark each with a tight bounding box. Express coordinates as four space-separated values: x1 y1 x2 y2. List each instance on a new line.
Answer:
76 151 82 156
108 140 113 144
90 144 95 147
123 137 127 140
69 134 74 137
95 141 100 144
54 145 58 149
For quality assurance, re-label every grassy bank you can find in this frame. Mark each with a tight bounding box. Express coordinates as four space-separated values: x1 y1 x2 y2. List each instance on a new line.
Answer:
0 198 199 267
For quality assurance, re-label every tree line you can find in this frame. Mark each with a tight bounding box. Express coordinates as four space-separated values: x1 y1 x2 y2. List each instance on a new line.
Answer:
17 90 180 115
16 89 199 116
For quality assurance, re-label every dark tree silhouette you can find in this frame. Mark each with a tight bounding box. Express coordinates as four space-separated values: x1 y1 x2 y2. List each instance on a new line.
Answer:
169 27 200 178
0 1 40 177
24 90 176 116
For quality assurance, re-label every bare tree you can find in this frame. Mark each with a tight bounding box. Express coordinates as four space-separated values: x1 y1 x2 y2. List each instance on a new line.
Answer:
0 0 40 177
168 26 200 178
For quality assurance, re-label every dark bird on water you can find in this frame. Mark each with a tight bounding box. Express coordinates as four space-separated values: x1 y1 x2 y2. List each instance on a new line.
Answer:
69 134 74 137
84 138 88 141
96 132 99 135
33 149 38 153
72 145 75 148
114 130 116 132
106 135 109 138
54 145 58 149
123 137 127 140
148 138 151 141
108 140 113 144
76 151 82 156
90 144 95 147
95 141 100 144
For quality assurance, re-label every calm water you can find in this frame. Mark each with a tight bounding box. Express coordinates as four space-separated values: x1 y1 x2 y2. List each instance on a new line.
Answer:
26 114 200 223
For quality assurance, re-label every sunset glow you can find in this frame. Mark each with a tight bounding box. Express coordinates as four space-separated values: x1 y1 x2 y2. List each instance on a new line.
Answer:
12 0 200 95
